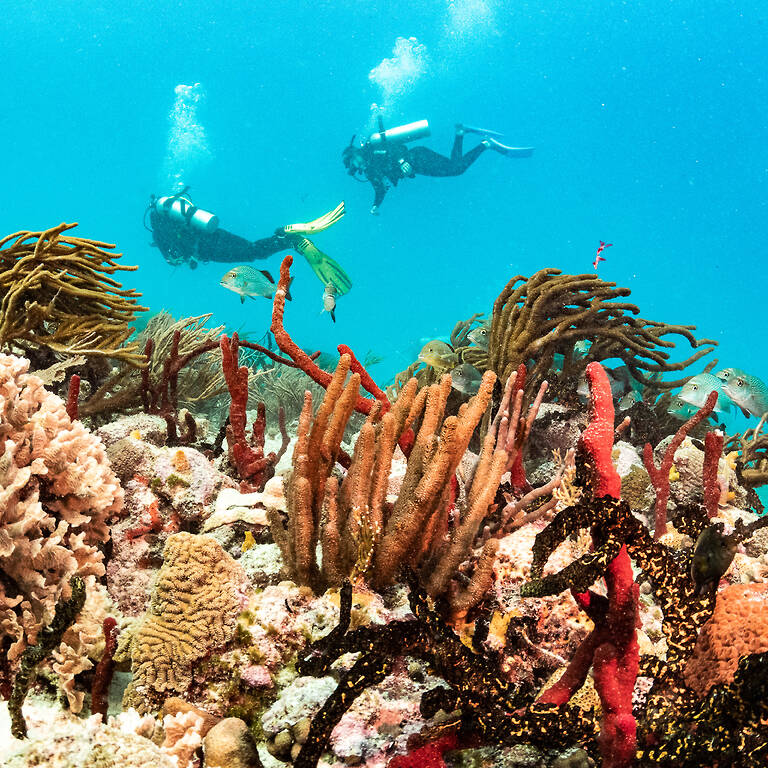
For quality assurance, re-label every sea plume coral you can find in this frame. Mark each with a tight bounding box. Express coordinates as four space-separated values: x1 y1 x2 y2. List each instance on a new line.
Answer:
0 354 122 692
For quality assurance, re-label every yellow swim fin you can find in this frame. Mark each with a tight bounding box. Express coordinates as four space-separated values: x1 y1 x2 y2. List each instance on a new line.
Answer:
294 237 352 296
283 201 345 235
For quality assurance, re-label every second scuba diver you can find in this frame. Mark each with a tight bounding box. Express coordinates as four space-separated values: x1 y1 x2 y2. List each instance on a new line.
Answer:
342 119 534 214
145 188 352 295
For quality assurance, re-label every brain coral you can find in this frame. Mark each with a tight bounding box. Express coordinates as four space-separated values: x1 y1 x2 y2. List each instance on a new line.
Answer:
119 532 247 713
682 582 768 697
0 354 122 668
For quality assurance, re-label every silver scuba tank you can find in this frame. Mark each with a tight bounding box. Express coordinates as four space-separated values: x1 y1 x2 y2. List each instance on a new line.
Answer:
156 196 219 233
369 119 430 147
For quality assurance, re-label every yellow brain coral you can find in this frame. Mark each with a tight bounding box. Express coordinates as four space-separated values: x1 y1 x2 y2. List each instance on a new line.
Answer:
119 533 247 713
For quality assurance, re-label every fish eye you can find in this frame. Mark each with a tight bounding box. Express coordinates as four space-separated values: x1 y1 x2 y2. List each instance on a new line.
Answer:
737 378 745 387
691 384 698 390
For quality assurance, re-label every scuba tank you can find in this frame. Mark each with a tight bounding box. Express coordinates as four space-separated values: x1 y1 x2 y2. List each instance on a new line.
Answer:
369 118 430 147
155 195 219 233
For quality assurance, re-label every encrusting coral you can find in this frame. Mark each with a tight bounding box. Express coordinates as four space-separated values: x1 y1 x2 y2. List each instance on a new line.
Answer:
0 223 147 364
0 354 122 700
116 532 248 714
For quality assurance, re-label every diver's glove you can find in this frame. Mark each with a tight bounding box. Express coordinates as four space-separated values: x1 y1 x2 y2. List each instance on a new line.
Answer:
398 158 415 178
283 201 345 235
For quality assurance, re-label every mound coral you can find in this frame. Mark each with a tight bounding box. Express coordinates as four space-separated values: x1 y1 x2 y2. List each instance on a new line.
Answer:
0 354 122 690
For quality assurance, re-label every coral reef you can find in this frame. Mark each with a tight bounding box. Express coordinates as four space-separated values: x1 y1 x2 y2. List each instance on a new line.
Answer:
4 258 768 768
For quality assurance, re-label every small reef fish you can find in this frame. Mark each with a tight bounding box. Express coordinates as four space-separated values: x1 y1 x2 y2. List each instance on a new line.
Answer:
220 266 292 303
592 240 612 270
715 367 748 384
678 373 730 414
667 396 699 420
577 367 627 400
618 390 643 411
574 339 592 359
450 363 483 395
690 523 737 594
419 340 458 371
242 530 256 553
722 372 768 418
467 325 489 350
322 283 337 323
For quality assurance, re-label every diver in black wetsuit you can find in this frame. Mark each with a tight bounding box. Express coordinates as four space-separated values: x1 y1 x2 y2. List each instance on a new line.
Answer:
145 190 352 293
342 122 534 214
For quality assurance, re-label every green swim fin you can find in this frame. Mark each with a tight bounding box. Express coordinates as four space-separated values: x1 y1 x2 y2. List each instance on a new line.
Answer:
294 237 352 296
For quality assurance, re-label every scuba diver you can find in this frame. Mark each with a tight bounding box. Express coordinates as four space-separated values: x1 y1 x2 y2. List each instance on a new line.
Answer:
145 188 352 294
342 119 534 214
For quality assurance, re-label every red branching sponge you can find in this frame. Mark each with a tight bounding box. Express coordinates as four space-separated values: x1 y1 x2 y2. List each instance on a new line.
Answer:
91 617 119 720
220 333 289 491
538 362 639 768
702 429 724 518
270 255 387 416
643 389 718 538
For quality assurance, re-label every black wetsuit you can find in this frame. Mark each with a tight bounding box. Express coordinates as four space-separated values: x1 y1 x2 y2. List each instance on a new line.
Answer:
149 206 294 268
361 133 487 209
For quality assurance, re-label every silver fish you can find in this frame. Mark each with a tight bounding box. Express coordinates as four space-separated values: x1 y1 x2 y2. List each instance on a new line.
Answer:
419 340 457 371
467 325 490 350
618 390 643 411
722 373 768 417
450 363 483 395
667 396 699 420
678 373 730 414
715 367 748 384
322 283 337 323
220 265 289 303
577 367 627 399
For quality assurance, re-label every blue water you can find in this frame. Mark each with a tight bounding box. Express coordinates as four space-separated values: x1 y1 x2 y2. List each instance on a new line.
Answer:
3 0 766 423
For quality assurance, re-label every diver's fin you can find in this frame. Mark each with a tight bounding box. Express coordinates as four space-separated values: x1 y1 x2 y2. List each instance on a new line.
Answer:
283 201 345 235
294 237 352 296
260 270 275 283
461 124 504 138
484 138 535 157
286 277 293 302
240 296 245 304
330 308 336 323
